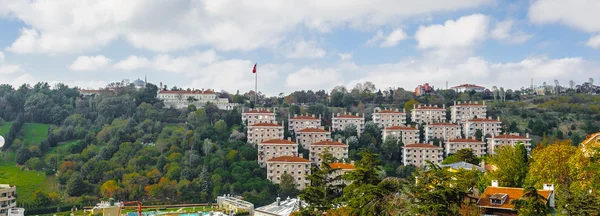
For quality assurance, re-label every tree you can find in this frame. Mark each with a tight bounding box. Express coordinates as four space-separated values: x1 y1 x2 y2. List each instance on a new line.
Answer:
66 173 86 196
343 149 386 215
278 173 299 198
299 149 343 214
15 147 31 165
527 140 577 189
511 186 549 216
381 135 399 161
405 161 464 215
485 143 529 187
453 148 480 165
101 180 119 198
556 187 600 215
474 129 483 140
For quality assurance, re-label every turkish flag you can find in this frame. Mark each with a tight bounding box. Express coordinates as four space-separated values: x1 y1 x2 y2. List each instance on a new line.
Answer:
252 63 257 73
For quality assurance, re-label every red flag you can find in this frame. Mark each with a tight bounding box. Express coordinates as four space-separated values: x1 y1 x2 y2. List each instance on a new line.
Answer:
252 63 257 73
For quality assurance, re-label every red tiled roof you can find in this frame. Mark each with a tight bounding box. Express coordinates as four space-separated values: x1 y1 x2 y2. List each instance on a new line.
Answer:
415 106 444 110
494 134 529 139
477 187 552 210
404 143 442 148
385 126 418 131
335 115 363 119
267 156 310 163
297 128 329 133
245 109 274 114
312 140 346 146
159 90 215 94
330 163 355 170
451 84 485 89
260 139 297 145
447 138 484 143
429 123 459 126
291 115 319 120
378 110 404 114
250 123 281 127
467 118 501 123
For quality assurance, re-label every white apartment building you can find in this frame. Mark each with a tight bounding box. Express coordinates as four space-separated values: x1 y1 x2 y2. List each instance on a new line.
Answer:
257 138 299 167
411 104 446 124
266 156 311 190
157 89 238 110
464 117 502 139
425 123 461 142
403 143 444 167
372 107 407 128
247 122 284 144
331 113 365 135
488 133 532 155
450 84 486 93
295 127 331 149
450 101 487 123
330 162 355 186
242 108 276 125
0 184 16 216
309 140 349 164
382 126 420 145
288 114 321 133
445 138 486 157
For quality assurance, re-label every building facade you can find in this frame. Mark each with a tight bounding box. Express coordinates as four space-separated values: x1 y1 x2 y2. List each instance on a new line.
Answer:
402 143 444 167
477 180 554 215
372 107 407 128
247 122 284 144
309 140 349 164
487 133 532 155
157 89 238 110
445 138 486 157
295 127 331 149
288 114 321 133
331 113 365 135
425 123 461 142
266 156 311 190
257 138 299 167
411 104 446 124
382 126 420 145
242 108 276 125
463 117 502 139
330 163 355 186
0 184 16 216
414 83 434 96
450 84 486 93
216 195 254 215
450 101 487 123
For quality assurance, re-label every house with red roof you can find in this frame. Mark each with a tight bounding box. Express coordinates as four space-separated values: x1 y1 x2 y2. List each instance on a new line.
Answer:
411 104 446 124
242 108 276 125
450 84 486 93
477 180 555 216
402 143 444 167
309 139 349 164
372 107 407 128
247 122 284 144
266 156 311 189
257 138 299 167
288 114 321 134
331 112 365 135
488 133 532 155
382 125 420 145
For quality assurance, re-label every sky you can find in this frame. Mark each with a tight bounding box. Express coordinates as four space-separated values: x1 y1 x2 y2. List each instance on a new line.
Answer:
0 0 599 96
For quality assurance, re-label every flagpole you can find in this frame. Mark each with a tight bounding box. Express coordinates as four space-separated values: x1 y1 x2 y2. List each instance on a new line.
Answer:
255 63 258 106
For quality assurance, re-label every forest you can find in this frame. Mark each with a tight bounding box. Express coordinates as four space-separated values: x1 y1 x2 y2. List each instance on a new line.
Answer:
0 80 599 215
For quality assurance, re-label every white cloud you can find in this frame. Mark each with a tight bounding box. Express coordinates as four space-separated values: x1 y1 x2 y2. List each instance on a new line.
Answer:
1 0 491 54
5 73 36 87
490 20 532 44
48 80 109 89
113 56 152 70
285 67 341 90
285 39 326 59
586 34 600 49
366 30 385 45
339 53 353 60
366 28 408 47
415 14 489 50
68 55 112 71
529 0 600 32
0 51 22 74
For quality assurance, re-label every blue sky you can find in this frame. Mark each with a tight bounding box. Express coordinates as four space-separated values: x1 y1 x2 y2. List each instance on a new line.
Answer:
0 0 599 96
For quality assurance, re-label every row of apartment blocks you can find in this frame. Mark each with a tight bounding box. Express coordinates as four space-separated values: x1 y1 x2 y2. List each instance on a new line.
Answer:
381 116 502 143
412 101 487 124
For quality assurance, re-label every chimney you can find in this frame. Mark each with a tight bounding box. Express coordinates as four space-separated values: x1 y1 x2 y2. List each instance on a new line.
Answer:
356 113 359 117
454 101 457 106
414 104 417 109
543 184 555 208
475 101 479 104
403 108 406 113
526 133 530 138
312 114 315 118
288 113 290 119
483 101 486 106
320 126 324 130
443 104 446 109
276 197 281 206
434 104 438 108
491 180 499 187
497 116 500 121
287 137 291 141
338 138 342 143
294 114 298 118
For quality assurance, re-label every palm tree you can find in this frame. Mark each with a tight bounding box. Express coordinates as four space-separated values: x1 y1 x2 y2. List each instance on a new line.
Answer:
511 186 550 216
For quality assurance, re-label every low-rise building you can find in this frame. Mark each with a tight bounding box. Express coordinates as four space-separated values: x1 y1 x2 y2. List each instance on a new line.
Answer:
445 138 486 157
331 112 365 135
0 184 17 216
247 122 284 144
372 107 406 128
242 108 276 125
463 117 502 139
216 195 254 215
425 123 461 142
382 126 420 145
580 132 600 157
402 143 444 167
488 133 532 155
477 180 554 216
309 140 349 164
254 197 306 216
450 101 487 123
440 162 485 173
295 127 331 149
330 162 355 186
450 84 486 93
266 156 311 190
157 89 238 110
411 104 446 124
288 114 321 134
414 83 434 96
257 138 299 167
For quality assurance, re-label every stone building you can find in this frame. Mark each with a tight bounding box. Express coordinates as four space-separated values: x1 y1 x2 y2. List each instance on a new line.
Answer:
288 114 321 134
242 108 276 125
331 112 365 135
247 122 284 144
309 140 349 164
266 156 311 189
425 123 461 142
450 101 487 123
257 138 298 167
445 138 486 157
382 126 420 145
372 107 406 128
411 104 446 124
402 143 444 167
295 127 331 149
487 133 532 155
157 89 238 110
463 117 502 139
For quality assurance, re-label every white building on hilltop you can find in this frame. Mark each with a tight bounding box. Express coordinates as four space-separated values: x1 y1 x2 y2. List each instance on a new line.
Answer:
157 89 239 110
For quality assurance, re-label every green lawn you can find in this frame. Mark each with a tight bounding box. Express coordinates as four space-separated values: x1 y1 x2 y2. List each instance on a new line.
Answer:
0 122 12 137
45 140 79 155
22 123 49 145
0 161 47 203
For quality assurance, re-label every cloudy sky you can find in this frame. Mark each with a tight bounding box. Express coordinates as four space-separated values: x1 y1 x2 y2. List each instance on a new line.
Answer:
0 0 599 95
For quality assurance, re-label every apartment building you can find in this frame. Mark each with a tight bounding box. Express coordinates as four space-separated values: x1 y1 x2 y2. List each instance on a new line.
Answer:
382 126 420 145
331 112 365 135
288 114 321 133
463 117 502 139
450 101 487 123
242 108 276 125
330 162 355 186
402 143 444 167
372 107 407 128
257 138 299 167
266 156 311 190
445 138 486 157
425 123 461 142
295 127 331 149
157 89 238 110
488 133 532 155
0 184 16 216
247 122 284 144
450 84 486 93
310 140 349 164
411 104 446 124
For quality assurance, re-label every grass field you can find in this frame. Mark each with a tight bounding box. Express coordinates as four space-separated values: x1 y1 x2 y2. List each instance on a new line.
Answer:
46 140 80 155
0 123 48 146
0 122 11 137
0 161 47 203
